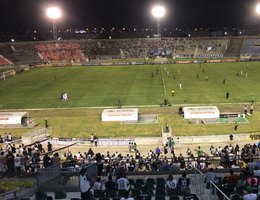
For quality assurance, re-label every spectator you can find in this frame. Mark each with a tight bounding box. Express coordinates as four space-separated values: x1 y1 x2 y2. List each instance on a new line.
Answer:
47 142 52 152
165 174 178 195
246 176 258 188
43 153 51 168
105 175 116 190
6 151 14 176
51 152 61 168
178 172 190 194
0 151 7 177
31 153 40 173
227 169 240 187
90 134 94 145
117 174 130 191
138 185 152 200
155 147 161 158
79 168 92 199
14 154 22 173
205 168 218 184
92 177 102 190
120 190 134 200
183 188 199 200
242 186 257 200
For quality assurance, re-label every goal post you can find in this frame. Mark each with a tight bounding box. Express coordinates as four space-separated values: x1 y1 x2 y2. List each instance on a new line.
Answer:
0 70 16 81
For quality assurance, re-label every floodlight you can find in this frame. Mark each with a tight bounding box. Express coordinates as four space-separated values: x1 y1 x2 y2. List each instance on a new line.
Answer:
151 5 166 37
46 7 61 40
46 7 61 20
152 6 165 18
257 4 260 14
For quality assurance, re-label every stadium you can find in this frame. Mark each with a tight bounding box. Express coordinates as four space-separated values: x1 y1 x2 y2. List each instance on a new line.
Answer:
0 1 260 200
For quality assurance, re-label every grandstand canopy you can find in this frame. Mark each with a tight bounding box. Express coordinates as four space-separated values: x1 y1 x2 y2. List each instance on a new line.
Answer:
0 112 28 125
183 106 219 119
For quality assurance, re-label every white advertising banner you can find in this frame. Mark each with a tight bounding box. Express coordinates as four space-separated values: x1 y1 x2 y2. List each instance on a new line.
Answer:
102 108 138 122
183 106 219 119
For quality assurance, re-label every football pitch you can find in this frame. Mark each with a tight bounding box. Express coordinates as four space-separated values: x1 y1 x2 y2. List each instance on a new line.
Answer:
0 62 260 138
0 62 259 109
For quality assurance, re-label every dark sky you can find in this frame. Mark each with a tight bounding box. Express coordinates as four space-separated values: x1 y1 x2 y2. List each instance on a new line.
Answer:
0 0 260 32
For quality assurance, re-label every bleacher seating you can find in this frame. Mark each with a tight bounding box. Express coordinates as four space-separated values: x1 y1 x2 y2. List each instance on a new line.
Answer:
224 37 244 57
80 37 229 60
0 42 42 65
240 37 260 60
89 177 186 199
0 37 248 65
0 55 12 65
36 42 84 63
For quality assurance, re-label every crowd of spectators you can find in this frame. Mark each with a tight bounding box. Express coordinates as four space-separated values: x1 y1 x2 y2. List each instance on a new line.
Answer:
0 37 232 65
0 135 59 177
1 133 260 178
80 37 229 60
1 133 260 199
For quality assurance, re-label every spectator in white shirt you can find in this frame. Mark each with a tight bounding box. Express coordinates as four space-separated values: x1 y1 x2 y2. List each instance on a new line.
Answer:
92 177 102 190
165 174 178 195
117 175 130 191
79 168 92 199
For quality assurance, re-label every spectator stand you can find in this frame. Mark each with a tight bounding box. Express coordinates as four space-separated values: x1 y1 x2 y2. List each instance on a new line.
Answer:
192 167 231 200
0 54 13 66
36 161 96 192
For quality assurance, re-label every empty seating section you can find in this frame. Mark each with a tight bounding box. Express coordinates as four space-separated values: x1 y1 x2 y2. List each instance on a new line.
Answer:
0 55 12 65
0 42 42 64
224 37 244 57
240 37 260 58
36 42 84 63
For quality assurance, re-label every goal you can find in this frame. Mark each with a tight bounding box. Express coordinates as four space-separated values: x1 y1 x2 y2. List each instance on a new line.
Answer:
0 70 16 81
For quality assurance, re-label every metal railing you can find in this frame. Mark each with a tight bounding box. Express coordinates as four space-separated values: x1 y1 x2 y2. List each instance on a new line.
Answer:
192 167 230 200
36 163 97 192
209 181 231 200
0 190 18 200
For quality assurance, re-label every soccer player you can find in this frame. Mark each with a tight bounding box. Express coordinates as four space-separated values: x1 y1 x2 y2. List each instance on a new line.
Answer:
171 90 175 96
226 92 229 99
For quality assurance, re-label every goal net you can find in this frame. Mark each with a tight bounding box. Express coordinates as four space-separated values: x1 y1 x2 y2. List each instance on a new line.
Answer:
0 70 16 81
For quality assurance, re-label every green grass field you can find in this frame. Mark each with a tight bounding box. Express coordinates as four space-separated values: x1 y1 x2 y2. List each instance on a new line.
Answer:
0 62 259 109
0 62 260 138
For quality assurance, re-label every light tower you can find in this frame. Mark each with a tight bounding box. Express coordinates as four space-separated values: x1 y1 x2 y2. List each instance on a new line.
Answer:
152 5 166 37
46 7 62 40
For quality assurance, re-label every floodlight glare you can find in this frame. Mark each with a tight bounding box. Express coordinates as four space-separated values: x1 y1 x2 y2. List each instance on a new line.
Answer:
46 7 61 19
152 6 165 18
151 5 165 37
46 7 61 40
256 4 260 14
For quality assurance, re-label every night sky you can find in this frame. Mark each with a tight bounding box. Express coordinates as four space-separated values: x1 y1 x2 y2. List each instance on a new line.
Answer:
0 0 260 32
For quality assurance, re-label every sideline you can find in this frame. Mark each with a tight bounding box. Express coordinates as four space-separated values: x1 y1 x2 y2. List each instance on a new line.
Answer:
0 102 257 111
